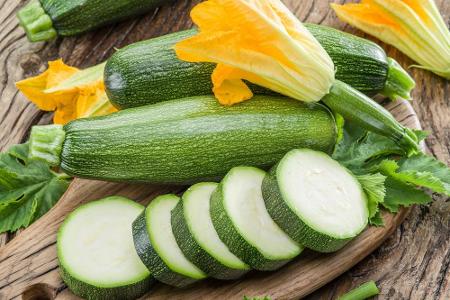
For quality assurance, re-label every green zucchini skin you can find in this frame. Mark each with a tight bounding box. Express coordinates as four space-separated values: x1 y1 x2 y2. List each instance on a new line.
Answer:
104 24 388 109
60 95 337 184
209 184 290 271
262 166 351 253
132 211 198 288
305 24 387 96
42 0 169 37
171 197 250 280
59 264 153 300
105 29 214 109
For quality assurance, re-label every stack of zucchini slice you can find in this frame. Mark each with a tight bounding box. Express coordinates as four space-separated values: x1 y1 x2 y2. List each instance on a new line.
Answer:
58 149 369 299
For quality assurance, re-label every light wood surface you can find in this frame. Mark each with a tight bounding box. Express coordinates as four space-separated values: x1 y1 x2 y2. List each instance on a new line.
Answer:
0 0 449 299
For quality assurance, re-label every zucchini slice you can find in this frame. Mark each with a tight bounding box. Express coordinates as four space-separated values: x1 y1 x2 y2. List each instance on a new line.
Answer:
210 167 303 271
132 194 206 287
57 196 153 300
262 149 369 253
171 182 250 280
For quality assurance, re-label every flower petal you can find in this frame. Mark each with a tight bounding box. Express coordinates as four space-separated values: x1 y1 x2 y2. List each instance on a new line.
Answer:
175 0 335 104
331 0 450 79
15 59 78 111
16 60 116 124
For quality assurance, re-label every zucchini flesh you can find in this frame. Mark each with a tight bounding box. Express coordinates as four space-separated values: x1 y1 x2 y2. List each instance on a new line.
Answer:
18 0 169 42
57 196 153 300
171 182 250 280
104 25 413 109
132 194 206 287
30 95 337 183
210 166 302 271
262 149 369 253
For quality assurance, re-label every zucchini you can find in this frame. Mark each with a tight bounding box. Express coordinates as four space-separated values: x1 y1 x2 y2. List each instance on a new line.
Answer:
104 25 414 109
29 95 337 184
262 149 369 253
132 194 206 287
171 182 250 280
210 166 303 271
57 196 153 300
18 0 169 42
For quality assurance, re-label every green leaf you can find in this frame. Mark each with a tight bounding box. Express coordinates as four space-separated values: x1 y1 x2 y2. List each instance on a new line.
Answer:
369 211 384 227
377 159 449 196
356 173 386 220
333 125 404 174
0 143 71 233
382 178 431 213
398 153 450 196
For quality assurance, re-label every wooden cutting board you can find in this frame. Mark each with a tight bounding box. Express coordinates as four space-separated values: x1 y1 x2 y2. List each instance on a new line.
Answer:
0 99 422 300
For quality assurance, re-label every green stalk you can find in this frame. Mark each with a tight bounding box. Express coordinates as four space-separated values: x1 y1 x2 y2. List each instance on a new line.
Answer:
322 80 419 156
29 125 65 166
338 281 380 300
17 0 57 42
381 58 416 101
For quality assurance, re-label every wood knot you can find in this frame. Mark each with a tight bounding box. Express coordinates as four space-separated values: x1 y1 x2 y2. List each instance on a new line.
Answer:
22 283 56 300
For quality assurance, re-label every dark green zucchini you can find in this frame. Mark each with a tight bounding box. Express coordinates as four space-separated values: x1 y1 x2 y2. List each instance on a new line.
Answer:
17 0 171 42
28 95 337 184
104 25 414 109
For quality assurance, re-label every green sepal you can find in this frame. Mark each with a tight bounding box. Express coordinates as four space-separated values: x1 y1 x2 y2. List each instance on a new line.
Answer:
17 0 57 42
29 124 65 167
381 58 416 101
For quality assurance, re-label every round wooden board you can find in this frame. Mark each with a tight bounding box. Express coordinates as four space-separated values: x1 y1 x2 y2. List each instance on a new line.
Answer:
0 99 422 300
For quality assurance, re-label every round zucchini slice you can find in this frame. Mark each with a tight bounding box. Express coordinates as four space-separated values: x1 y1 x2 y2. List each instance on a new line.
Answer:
57 196 153 300
262 149 369 252
132 194 206 287
210 166 303 271
171 182 250 280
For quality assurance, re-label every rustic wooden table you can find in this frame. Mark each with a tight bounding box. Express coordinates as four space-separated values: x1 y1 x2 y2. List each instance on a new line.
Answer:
0 0 449 299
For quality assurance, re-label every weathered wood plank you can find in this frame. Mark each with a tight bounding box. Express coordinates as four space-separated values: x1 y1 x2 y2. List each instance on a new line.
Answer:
0 0 448 299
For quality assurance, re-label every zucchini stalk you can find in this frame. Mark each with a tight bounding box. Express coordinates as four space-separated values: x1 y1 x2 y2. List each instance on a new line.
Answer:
17 0 57 42
338 281 380 300
381 58 416 101
321 81 419 156
29 124 65 166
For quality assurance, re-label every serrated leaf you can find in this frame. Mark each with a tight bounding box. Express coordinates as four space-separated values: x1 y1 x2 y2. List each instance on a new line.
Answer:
369 211 384 226
333 124 404 174
377 159 448 196
399 153 450 196
356 173 386 219
382 178 431 213
0 143 71 233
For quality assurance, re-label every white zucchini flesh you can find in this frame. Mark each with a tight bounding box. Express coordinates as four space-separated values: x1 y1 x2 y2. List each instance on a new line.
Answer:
224 167 301 259
57 197 150 288
184 183 247 269
278 149 368 238
147 195 205 279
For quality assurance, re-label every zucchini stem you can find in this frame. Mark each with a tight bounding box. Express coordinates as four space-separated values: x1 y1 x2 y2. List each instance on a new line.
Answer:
322 80 419 156
29 125 65 166
17 0 57 42
338 281 380 300
381 58 415 101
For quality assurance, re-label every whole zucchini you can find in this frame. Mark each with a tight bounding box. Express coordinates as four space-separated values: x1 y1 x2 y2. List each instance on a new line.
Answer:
105 24 414 109
29 95 337 184
17 0 172 42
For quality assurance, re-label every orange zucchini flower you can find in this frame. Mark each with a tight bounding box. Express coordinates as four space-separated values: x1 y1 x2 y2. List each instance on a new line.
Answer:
174 0 335 105
331 0 450 79
16 60 116 124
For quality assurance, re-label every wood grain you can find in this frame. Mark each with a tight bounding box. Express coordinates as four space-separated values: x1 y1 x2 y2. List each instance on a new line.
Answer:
0 0 448 299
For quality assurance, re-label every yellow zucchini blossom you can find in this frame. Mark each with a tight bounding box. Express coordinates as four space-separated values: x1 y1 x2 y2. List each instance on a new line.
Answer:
331 0 450 79
175 0 335 105
16 60 116 124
